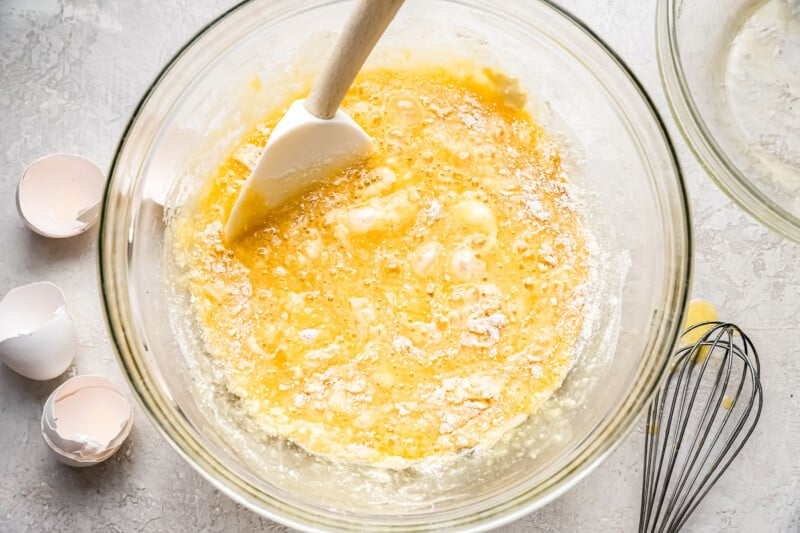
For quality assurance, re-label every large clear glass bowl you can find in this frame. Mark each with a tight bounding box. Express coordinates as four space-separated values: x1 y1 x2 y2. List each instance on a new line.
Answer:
100 1 692 530
657 0 800 241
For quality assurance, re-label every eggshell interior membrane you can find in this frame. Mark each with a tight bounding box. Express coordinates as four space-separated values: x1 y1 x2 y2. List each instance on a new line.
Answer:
16 154 105 238
0 281 66 342
51 376 132 447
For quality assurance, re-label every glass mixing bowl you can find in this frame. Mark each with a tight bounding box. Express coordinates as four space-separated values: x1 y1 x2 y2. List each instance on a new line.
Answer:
657 0 800 241
100 1 691 530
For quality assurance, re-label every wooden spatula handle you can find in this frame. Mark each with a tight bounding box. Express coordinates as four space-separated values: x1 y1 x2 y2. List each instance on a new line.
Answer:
304 0 405 119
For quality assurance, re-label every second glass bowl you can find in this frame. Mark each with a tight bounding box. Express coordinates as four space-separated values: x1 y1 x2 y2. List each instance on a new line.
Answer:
657 0 800 240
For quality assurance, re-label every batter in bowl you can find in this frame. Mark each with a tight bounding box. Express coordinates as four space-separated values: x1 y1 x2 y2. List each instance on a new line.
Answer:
172 63 592 466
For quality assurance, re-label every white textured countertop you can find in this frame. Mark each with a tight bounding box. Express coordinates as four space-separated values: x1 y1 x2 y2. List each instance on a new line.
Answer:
1 1 798 531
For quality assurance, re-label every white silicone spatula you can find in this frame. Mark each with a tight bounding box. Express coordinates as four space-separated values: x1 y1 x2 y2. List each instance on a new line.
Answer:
225 0 405 241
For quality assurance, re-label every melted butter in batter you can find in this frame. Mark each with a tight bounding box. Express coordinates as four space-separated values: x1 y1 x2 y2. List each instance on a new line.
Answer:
173 64 591 465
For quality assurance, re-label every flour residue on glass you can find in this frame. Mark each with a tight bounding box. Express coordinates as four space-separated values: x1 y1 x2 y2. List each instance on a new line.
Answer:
724 0 800 175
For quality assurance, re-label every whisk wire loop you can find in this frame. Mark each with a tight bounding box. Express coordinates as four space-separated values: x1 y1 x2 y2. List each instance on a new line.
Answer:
663 329 734 523
639 322 763 533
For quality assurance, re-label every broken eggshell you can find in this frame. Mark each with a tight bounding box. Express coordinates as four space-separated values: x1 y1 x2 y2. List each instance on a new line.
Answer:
41 375 133 467
16 154 106 238
0 281 77 380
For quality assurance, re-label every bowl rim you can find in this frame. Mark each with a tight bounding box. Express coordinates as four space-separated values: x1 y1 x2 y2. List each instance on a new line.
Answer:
99 0 692 530
655 0 800 242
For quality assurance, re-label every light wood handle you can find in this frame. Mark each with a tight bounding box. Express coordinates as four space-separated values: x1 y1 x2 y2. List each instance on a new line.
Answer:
304 0 405 119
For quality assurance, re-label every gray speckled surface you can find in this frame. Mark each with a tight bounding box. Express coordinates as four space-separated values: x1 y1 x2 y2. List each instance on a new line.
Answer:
0 0 798 531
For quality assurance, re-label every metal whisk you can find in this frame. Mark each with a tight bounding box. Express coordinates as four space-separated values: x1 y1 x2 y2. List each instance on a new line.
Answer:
639 322 763 533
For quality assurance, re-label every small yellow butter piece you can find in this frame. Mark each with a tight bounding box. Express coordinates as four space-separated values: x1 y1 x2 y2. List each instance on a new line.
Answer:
683 298 719 361
722 396 734 410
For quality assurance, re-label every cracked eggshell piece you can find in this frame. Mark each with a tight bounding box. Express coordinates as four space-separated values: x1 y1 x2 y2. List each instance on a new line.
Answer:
16 154 106 238
41 375 133 467
0 282 77 380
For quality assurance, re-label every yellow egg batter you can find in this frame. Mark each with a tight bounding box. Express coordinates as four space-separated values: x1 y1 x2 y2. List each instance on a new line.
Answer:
172 63 591 465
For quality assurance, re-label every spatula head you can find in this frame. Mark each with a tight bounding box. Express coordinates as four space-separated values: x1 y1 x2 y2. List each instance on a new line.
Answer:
225 99 371 241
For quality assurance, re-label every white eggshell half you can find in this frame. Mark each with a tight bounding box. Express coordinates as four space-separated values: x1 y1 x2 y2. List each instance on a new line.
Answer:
0 281 77 380
41 375 133 467
16 154 106 238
